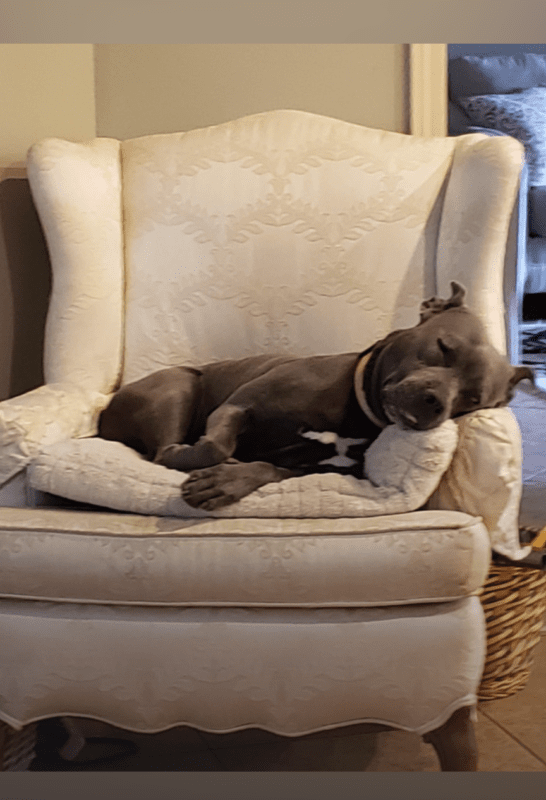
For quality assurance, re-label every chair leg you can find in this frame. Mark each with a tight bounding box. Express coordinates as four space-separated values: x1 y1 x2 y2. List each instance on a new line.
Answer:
0 720 38 771
422 706 478 771
0 721 6 771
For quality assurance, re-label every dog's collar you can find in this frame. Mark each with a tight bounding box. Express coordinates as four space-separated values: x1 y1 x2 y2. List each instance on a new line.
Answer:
354 350 388 429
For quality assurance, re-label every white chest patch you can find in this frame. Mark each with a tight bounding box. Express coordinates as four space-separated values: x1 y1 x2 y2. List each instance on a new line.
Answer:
302 430 368 468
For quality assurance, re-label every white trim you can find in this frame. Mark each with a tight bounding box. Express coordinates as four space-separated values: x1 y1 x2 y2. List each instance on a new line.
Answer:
410 44 448 137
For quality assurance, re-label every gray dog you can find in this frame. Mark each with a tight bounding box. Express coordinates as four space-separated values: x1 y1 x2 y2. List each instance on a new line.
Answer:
98 282 533 510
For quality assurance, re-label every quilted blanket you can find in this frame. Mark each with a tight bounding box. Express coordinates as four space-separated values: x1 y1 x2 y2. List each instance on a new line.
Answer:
28 421 459 520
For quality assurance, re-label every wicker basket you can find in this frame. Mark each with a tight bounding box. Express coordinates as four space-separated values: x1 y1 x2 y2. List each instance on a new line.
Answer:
478 561 546 701
0 720 37 771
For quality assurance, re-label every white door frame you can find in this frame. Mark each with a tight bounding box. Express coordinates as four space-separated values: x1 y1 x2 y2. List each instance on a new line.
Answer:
409 44 448 136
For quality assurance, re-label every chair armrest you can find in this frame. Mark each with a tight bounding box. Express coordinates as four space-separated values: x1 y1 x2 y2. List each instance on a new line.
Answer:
427 407 531 561
0 383 110 486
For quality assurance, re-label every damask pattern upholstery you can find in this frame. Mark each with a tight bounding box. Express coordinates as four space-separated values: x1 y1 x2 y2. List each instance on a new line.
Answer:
435 133 523 354
119 114 457 384
25 111 522 382
0 110 526 742
0 597 486 736
26 138 124 394
0 506 490 608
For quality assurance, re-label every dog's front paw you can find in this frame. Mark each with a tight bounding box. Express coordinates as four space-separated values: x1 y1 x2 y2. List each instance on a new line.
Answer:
181 459 282 511
181 463 243 511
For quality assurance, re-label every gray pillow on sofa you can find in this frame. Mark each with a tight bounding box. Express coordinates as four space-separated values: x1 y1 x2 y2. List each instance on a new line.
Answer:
448 100 473 135
449 54 546 98
458 87 546 185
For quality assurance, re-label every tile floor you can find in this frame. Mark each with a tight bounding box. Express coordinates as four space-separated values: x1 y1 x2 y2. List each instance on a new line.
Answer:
28 384 546 772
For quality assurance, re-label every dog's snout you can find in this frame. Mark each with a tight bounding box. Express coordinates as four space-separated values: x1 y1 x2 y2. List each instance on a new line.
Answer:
381 368 457 431
423 392 444 416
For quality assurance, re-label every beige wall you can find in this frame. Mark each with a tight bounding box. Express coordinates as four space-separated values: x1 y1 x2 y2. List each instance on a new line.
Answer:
0 44 96 401
95 44 408 138
0 45 96 169
0 43 408 401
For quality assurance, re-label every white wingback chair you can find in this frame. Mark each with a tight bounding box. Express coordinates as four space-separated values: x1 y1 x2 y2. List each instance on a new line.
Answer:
0 110 529 770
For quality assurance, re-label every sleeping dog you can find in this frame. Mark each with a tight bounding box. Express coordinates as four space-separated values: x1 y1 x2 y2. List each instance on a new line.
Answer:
98 282 533 510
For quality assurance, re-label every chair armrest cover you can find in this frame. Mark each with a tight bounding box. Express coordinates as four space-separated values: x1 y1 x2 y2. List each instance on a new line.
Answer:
427 407 531 561
0 384 110 486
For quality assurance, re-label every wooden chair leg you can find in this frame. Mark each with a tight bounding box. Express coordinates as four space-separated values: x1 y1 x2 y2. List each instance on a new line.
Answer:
0 719 38 771
422 706 478 771
0 721 6 771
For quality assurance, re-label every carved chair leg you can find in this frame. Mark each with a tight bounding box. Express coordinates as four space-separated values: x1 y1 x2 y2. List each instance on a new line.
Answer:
422 706 478 771
0 720 38 771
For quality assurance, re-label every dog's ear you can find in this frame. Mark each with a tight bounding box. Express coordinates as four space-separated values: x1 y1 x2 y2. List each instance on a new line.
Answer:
509 365 534 389
419 297 445 322
495 365 535 408
419 282 467 323
437 334 463 367
446 281 466 308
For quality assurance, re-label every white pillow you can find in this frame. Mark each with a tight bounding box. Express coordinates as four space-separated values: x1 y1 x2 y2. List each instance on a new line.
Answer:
28 420 459 520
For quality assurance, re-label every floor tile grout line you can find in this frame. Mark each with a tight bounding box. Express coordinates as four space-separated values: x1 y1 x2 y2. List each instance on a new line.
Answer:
478 708 546 768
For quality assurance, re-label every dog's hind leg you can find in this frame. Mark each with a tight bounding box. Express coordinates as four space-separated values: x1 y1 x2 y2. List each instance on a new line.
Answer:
156 403 249 471
99 366 201 461
148 386 199 461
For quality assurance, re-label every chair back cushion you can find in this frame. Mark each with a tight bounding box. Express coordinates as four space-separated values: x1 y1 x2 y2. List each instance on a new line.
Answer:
120 110 457 383
27 111 523 391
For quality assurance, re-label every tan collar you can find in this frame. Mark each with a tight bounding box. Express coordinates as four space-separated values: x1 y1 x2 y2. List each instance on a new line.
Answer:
353 351 388 429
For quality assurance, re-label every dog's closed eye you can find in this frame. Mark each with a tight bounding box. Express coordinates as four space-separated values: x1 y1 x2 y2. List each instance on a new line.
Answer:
460 392 481 408
437 336 460 367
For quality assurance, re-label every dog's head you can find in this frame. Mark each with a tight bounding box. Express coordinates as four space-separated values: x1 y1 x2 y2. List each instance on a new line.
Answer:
364 282 533 431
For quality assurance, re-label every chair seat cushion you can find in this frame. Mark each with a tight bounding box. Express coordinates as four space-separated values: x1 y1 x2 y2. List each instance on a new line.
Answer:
0 506 490 607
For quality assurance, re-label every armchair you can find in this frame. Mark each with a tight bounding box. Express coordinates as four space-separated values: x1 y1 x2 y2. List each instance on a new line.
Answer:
0 110 530 770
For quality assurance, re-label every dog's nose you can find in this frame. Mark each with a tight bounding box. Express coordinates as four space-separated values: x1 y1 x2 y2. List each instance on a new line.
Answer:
423 392 444 416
